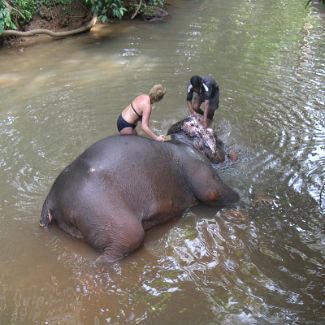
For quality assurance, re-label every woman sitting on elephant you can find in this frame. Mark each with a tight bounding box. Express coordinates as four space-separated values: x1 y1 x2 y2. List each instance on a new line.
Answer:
117 84 167 142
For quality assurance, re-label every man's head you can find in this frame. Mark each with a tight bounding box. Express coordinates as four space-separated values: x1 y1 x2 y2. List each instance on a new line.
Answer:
149 84 166 103
190 75 202 91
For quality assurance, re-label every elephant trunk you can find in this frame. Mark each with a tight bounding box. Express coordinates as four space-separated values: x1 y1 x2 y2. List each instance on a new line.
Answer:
214 173 240 206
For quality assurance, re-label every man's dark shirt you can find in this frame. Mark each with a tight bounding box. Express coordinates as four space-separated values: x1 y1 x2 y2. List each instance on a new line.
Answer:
186 76 218 102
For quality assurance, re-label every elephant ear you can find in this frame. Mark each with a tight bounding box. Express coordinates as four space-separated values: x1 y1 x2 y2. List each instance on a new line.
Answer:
167 118 189 135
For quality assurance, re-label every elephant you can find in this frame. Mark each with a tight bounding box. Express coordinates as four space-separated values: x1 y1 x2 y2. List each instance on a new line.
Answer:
40 116 239 264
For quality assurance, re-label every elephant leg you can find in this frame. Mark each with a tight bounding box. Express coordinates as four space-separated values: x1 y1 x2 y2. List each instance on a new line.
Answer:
58 221 83 239
188 165 239 205
93 212 145 265
187 166 219 203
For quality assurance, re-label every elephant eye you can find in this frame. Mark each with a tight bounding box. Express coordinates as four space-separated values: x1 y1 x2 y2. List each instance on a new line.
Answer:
204 143 212 150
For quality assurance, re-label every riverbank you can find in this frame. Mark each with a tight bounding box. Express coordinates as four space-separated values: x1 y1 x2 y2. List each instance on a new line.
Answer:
1 0 169 48
1 0 324 323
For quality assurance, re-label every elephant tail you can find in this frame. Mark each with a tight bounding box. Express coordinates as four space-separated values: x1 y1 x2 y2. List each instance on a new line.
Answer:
39 195 53 228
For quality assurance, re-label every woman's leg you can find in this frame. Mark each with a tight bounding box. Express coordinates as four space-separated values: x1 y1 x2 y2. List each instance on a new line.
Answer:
120 127 137 135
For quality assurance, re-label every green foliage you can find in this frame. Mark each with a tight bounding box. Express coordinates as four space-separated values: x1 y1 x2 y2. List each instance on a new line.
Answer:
0 2 16 33
12 0 36 22
0 0 129 33
146 0 165 7
0 0 36 32
0 0 166 34
111 0 126 19
138 0 166 17
84 0 127 21
47 0 71 5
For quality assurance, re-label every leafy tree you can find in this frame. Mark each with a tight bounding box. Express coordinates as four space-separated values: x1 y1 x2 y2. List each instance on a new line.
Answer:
84 0 127 22
0 1 16 33
0 0 166 35
0 0 129 33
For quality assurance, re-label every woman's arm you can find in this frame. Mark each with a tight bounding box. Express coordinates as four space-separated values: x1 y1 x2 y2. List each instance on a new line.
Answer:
141 102 165 141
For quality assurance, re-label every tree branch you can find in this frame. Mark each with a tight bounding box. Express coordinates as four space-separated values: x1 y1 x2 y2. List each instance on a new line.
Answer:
1 13 97 38
3 0 25 18
131 0 143 20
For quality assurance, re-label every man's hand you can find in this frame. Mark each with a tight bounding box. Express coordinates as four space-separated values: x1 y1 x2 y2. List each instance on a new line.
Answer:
187 101 195 115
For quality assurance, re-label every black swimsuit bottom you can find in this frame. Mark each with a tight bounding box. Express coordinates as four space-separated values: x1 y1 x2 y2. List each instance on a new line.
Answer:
117 114 136 132
116 102 143 132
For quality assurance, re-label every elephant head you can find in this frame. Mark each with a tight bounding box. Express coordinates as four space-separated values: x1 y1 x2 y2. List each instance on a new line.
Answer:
167 115 226 163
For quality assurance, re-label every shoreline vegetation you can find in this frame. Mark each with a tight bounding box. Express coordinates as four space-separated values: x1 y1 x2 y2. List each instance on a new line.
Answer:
0 0 168 47
1 0 324 48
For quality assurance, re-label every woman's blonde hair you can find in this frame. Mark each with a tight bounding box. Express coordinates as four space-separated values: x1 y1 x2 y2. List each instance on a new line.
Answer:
149 84 166 103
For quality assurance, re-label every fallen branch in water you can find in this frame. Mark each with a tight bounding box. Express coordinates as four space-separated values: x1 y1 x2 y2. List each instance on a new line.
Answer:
131 0 143 20
1 14 97 38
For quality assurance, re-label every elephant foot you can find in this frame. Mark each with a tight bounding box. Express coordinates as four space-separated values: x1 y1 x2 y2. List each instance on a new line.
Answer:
94 218 145 266
94 242 141 267
94 253 122 267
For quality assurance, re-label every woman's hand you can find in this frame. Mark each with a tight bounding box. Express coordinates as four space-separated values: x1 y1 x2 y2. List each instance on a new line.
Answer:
156 135 166 142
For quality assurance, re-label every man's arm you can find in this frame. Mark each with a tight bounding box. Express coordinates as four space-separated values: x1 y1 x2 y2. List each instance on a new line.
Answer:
187 100 196 115
203 99 210 128
202 81 213 127
186 84 195 115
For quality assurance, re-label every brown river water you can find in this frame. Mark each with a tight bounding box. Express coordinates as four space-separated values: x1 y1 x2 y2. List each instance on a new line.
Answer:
0 0 324 324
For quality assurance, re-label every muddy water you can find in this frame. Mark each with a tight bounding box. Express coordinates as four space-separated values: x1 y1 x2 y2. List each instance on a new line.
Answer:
0 0 324 324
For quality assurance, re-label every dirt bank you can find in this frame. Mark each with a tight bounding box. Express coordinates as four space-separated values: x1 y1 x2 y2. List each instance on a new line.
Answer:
1 0 169 48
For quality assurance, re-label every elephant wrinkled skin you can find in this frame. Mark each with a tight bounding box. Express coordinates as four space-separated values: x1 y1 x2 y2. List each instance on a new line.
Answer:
40 117 239 264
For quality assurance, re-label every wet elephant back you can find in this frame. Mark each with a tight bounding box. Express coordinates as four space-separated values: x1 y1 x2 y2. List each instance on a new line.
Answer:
63 135 195 216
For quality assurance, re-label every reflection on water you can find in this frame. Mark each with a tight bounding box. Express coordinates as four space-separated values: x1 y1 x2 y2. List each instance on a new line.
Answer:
0 0 324 324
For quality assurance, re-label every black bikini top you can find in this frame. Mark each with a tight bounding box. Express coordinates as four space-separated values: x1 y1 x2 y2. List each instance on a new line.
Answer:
131 102 142 120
